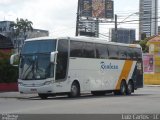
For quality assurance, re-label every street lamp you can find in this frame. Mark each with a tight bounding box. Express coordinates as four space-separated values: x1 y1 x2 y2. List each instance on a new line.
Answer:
118 12 140 25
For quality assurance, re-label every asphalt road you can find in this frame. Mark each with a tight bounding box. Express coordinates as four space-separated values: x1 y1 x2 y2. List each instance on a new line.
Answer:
0 86 160 114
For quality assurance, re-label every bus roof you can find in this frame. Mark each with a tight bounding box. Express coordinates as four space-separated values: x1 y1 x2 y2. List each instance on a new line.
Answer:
25 36 141 48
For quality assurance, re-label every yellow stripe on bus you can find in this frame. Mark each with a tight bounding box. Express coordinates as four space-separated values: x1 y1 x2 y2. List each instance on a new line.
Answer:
115 60 133 90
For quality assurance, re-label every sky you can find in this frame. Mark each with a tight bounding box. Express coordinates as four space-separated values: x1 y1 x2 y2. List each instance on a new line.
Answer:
0 0 153 39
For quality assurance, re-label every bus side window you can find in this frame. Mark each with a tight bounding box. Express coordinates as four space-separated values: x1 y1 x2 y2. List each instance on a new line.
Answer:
135 48 142 61
83 42 96 58
70 41 83 57
132 48 137 60
56 39 69 80
118 46 127 60
108 45 119 59
127 47 134 60
95 44 109 59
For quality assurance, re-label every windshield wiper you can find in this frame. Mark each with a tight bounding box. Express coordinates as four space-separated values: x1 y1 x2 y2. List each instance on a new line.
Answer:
21 58 34 80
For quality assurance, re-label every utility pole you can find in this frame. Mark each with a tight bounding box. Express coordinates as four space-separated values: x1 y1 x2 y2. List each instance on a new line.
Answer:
75 0 80 36
96 18 99 38
115 14 118 42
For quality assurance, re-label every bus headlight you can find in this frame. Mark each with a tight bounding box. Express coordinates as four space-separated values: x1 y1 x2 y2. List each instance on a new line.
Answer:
44 81 53 85
18 82 24 86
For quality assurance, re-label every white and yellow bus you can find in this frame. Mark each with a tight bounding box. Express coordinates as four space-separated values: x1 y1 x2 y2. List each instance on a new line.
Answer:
11 36 143 99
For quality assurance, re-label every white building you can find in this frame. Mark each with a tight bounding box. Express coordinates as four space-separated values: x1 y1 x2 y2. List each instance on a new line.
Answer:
0 21 14 37
139 0 158 39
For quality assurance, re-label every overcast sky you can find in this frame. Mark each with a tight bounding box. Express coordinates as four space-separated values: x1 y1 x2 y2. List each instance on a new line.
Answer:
0 0 151 39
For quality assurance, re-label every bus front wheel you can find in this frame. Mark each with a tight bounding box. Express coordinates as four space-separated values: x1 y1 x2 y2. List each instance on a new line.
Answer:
126 80 134 95
38 93 48 99
114 80 127 95
120 80 127 95
68 82 80 98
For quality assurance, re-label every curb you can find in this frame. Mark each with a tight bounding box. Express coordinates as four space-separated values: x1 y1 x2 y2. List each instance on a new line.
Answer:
145 85 160 87
0 96 38 99
0 92 38 99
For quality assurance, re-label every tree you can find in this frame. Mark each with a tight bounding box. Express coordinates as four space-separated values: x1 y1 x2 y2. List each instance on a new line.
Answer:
139 38 149 53
141 32 147 40
18 18 33 40
10 18 33 52
11 18 33 40
139 35 156 53
10 18 21 40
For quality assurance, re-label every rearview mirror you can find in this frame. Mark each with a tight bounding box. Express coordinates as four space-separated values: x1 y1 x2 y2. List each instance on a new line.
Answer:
50 51 58 64
10 53 19 66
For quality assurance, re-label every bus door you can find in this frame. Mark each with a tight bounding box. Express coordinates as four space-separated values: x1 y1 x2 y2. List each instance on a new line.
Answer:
55 39 69 83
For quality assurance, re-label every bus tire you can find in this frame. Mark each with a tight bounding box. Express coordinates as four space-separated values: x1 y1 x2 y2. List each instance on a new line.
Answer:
68 82 80 98
114 81 127 95
114 90 120 95
126 80 134 95
38 93 48 99
120 80 127 95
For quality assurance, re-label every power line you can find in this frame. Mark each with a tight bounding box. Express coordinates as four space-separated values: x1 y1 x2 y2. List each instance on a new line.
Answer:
98 17 159 25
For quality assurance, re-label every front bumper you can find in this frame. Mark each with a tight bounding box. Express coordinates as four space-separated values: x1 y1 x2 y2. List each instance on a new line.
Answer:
18 84 54 94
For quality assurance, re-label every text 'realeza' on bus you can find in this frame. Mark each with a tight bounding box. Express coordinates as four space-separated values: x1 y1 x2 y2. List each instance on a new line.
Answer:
10 36 143 99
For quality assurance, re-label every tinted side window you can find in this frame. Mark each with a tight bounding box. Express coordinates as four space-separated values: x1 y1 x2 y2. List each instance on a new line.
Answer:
118 46 127 60
108 45 119 59
134 48 142 61
127 47 134 60
70 41 83 57
95 44 109 59
56 40 68 80
83 42 96 58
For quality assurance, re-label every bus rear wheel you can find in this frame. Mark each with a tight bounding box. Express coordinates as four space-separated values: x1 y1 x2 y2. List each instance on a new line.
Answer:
68 82 80 98
126 80 134 95
38 93 48 99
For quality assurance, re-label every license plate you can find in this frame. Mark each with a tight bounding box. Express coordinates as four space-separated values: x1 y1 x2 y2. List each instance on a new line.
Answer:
30 88 37 92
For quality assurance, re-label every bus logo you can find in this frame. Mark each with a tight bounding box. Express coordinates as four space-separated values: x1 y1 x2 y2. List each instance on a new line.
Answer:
100 61 118 71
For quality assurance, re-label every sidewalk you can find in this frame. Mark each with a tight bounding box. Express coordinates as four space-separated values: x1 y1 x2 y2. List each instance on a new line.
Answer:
145 85 160 87
0 92 38 99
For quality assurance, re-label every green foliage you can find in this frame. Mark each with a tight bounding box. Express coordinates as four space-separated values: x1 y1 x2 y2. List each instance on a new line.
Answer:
139 39 149 53
141 33 147 40
0 58 18 83
139 35 157 53
10 18 33 40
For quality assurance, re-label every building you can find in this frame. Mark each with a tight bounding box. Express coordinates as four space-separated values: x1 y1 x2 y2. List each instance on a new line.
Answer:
109 28 136 44
144 35 160 85
0 21 49 51
0 21 14 34
158 26 160 34
27 29 49 38
139 0 158 39
0 21 14 39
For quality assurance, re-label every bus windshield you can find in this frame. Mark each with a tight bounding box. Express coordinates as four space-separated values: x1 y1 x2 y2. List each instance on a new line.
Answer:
20 40 57 80
21 40 57 54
